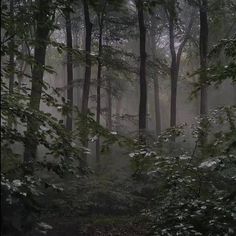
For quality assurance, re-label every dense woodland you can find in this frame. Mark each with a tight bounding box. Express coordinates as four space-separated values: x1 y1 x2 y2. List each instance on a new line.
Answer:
1 0 236 235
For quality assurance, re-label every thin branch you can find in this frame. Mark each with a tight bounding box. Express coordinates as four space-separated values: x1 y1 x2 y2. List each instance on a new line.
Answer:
1 34 16 45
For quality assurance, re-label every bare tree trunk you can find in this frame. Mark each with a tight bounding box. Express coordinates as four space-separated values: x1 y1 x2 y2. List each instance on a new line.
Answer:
23 0 52 171
137 0 147 141
150 16 161 136
199 0 208 146
106 76 112 130
64 8 73 130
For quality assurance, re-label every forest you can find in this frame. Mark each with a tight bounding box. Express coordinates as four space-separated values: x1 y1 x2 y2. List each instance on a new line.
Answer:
1 0 236 235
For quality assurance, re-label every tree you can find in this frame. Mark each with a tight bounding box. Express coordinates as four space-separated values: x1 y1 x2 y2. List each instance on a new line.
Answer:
136 0 147 140
150 15 161 136
7 0 15 128
64 3 74 131
199 0 208 116
8 0 15 95
198 0 209 147
80 0 93 161
94 0 108 168
81 0 92 115
105 72 112 130
165 1 195 129
23 0 54 171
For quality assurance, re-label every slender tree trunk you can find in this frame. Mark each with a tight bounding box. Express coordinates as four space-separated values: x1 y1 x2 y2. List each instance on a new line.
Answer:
153 78 161 135
81 0 92 114
9 0 15 94
23 0 52 171
106 76 112 130
64 8 73 131
150 16 161 136
81 0 92 163
96 16 104 168
199 0 208 146
167 6 194 131
115 98 122 130
7 0 15 128
199 0 208 116
168 12 178 128
137 0 147 141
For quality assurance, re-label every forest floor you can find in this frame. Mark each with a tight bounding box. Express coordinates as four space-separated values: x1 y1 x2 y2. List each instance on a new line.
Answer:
45 215 147 236
37 164 149 236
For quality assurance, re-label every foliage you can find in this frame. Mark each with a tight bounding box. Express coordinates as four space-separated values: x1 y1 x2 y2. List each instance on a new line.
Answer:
192 35 236 93
130 106 236 235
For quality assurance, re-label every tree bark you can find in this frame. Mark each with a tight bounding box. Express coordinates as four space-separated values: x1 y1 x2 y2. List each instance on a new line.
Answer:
64 8 73 131
23 0 52 170
137 0 147 141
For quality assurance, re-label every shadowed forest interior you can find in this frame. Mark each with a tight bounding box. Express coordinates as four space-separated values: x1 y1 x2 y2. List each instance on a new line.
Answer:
1 0 236 235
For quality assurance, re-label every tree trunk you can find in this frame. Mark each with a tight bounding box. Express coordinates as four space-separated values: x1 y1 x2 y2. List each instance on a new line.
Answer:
96 16 104 169
137 0 147 141
168 12 178 128
153 78 161 135
9 0 14 94
81 0 92 163
150 16 161 136
199 0 208 146
81 0 92 114
167 6 194 130
199 0 208 116
106 76 112 130
23 0 52 171
115 98 122 131
7 0 15 128
64 8 73 131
